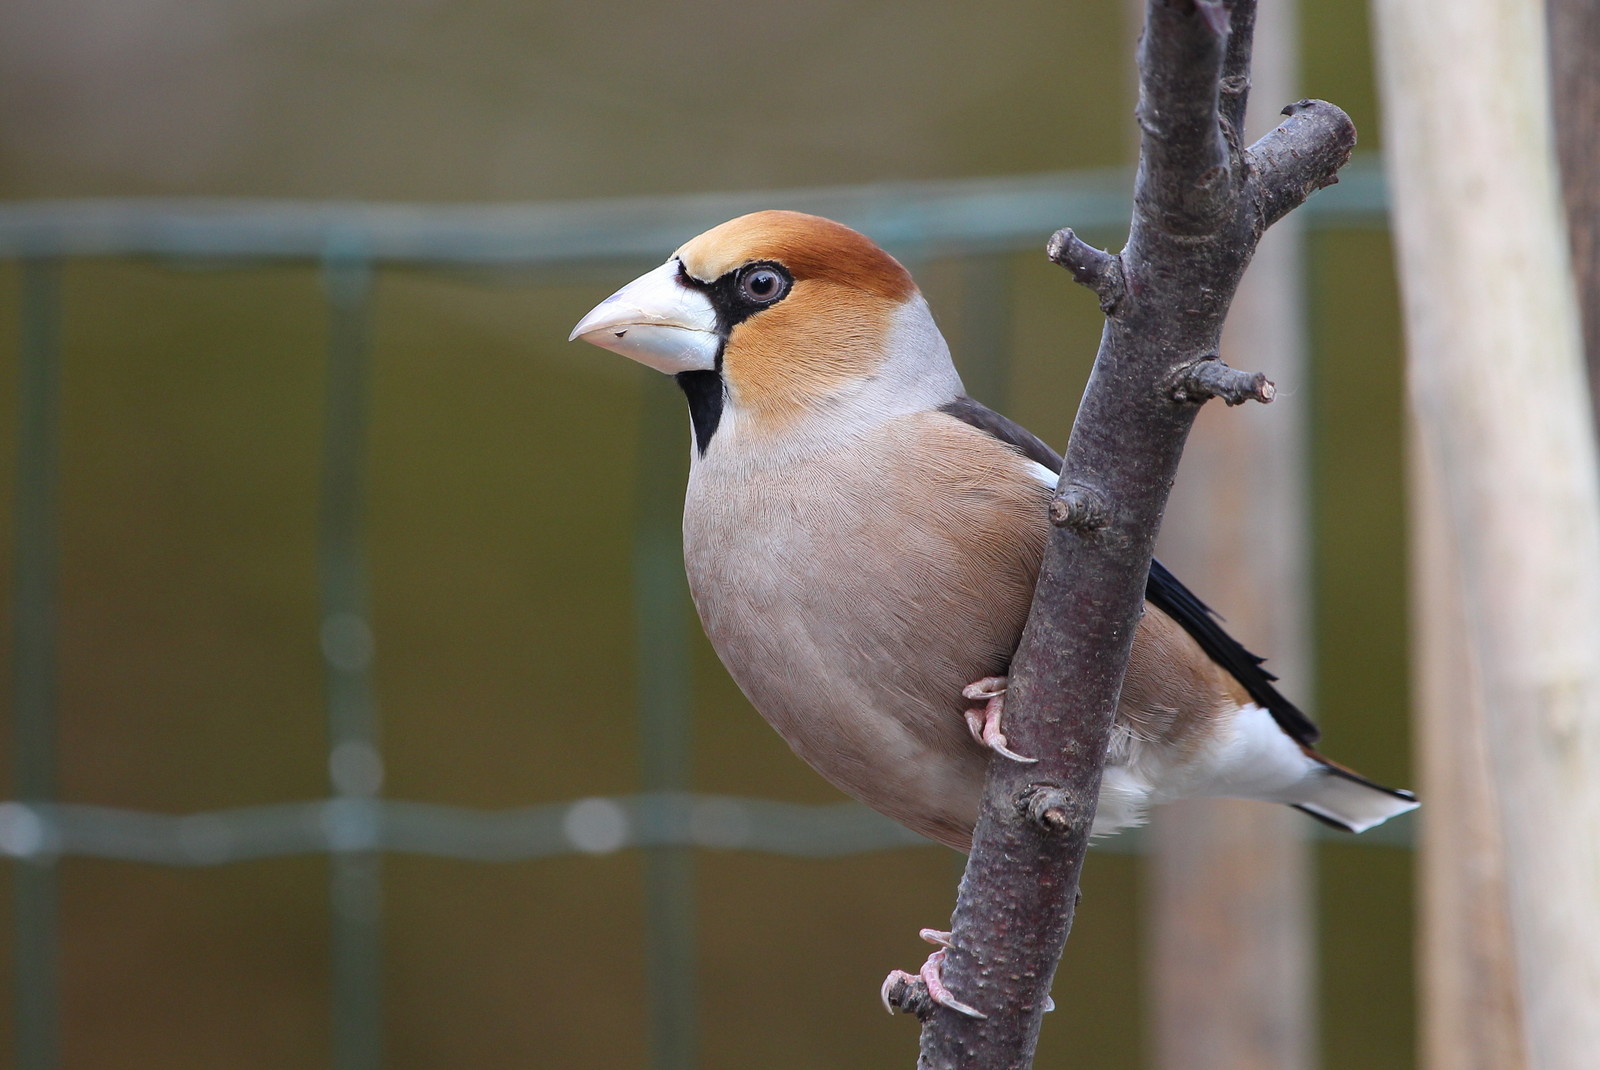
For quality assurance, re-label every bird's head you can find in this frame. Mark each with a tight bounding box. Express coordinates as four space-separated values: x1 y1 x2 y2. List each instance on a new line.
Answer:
570 210 960 455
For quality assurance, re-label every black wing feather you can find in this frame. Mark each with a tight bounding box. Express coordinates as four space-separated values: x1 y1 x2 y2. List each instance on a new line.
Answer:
939 394 1321 746
1144 558 1319 744
940 395 1065 472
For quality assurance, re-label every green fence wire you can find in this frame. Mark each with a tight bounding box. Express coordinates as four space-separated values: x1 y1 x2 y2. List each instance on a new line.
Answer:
2 161 1400 1070
11 256 63 1070
320 235 385 1070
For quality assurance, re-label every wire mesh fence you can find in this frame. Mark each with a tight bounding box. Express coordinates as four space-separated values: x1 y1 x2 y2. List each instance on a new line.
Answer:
2 162 1400 1070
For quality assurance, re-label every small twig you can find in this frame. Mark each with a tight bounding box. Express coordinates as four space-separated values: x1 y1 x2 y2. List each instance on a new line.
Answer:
1170 356 1276 405
1047 229 1126 314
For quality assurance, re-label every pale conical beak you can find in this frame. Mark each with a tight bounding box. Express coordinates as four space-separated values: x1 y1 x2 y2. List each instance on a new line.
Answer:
569 259 721 375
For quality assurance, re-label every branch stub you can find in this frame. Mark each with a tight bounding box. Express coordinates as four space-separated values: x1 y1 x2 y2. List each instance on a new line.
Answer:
1017 784 1088 836
1169 356 1276 406
1047 228 1127 315
1049 483 1112 534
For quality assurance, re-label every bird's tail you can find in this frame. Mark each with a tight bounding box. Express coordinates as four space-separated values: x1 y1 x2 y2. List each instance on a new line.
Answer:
1291 750 1419 833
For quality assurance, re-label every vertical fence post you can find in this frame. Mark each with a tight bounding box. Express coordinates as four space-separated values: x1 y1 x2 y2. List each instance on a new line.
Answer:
320 238 385 1070
633 386 696 1070
10 258 63 1070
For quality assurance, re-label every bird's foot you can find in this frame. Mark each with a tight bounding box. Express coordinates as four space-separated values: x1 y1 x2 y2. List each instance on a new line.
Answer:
881 947 987 1020
881 928 1052 1018
962 677 1037 764
962 676 1009 702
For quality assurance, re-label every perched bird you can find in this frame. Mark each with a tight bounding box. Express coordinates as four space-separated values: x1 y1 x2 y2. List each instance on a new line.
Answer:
571 210 1417 1010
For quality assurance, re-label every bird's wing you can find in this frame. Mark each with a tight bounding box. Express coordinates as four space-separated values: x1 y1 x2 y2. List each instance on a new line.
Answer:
938 394 1064 473
936 394 1321 746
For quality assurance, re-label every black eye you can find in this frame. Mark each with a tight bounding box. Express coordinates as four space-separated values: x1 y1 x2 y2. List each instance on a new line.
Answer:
738 265 788 304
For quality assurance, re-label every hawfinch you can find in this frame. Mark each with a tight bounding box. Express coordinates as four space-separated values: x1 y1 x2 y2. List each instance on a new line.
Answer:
571 210 1418 853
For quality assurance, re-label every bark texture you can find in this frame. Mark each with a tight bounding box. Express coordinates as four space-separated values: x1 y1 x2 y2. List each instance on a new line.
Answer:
896 2 1356 1065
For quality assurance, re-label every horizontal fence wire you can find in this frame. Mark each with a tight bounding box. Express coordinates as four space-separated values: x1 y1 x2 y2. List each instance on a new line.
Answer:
0 159 1387 266
0 794 1417 867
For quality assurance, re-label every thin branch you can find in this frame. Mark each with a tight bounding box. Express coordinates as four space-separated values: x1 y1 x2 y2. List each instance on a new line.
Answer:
1218 0 1256 137
1134 0 1237 232
1250 100 1359 230
896 1 1355 1065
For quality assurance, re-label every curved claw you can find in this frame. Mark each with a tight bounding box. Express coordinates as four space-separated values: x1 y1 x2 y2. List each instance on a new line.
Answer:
964 702 1039 765
883 946 989 1019
987 734 1041 766
881 969 917 1015
922 950 988 1019
962 676 1038 764
892 928 1045 1020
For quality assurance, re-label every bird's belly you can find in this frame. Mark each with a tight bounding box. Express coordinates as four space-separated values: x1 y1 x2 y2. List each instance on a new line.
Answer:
680 486 1017 847
688 541 992 849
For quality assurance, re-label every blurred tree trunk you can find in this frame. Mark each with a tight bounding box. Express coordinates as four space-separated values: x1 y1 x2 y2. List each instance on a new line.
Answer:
1145 1 1315 1067
1373 2 1600 1069
1546 0 1599 429
1409 434 1526 1070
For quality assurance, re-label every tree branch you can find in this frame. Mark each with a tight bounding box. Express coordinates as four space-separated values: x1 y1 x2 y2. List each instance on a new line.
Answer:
892 2 1355 1065
1135 0 1236 232
1250 100 1360 229
1169 355 1276 405
1046 229 1125 314
1217 0 1256 137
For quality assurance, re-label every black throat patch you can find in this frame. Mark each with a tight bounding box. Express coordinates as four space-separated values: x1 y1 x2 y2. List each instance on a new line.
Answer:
675 369 725 456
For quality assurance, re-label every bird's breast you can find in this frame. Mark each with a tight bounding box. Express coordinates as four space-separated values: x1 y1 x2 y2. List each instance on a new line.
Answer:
679 412 1053 847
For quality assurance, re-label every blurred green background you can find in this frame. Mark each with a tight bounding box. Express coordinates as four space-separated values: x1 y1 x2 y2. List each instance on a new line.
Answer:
0 1 1412 1067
